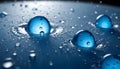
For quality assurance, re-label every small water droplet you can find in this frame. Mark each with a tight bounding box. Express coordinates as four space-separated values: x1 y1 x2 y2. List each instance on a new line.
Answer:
113 24 119 28
70 8 74 13
96 15 112 29
13 52 17 56
78 16 81 19
12 3 15 6
32 8 38 11
25 5 28 8
16 42 20 47
100 54 120 69
53 16 57 19
77 49 81 52
59 46 63 49
0 11 8 18
94 11 98 14
83 16 86 18
59 20 65 24
96 44 103 49
27 16 51 38
72 30 95 48
71 26 75 29
29 50 36 60
20 4 23 7
49 61 53 66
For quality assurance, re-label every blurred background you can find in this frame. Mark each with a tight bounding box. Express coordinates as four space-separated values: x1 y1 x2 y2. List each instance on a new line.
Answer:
0 0 120 6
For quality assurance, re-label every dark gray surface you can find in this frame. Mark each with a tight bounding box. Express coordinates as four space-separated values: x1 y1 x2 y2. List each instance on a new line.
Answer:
0 1 120 69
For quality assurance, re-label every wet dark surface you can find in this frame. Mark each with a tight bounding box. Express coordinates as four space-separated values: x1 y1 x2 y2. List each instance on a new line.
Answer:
0 1 120 69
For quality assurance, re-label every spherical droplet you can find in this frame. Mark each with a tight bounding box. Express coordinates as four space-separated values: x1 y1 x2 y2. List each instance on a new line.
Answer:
96 15 112 29
100 54 120 69
72 30 95 48
27 16 51 38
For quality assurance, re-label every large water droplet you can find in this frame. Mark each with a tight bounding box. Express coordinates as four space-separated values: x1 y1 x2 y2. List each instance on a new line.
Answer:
96 15 112 29
3 58 13 69
0 11 8 18
72 30 95 48
100 54 120 69
27 16 51 38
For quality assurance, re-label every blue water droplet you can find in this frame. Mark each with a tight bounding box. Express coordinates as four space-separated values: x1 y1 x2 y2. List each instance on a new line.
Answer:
27 16 51 38
0 11 8 18
96 15 112 29
101 54 120 69
72 30 95 48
